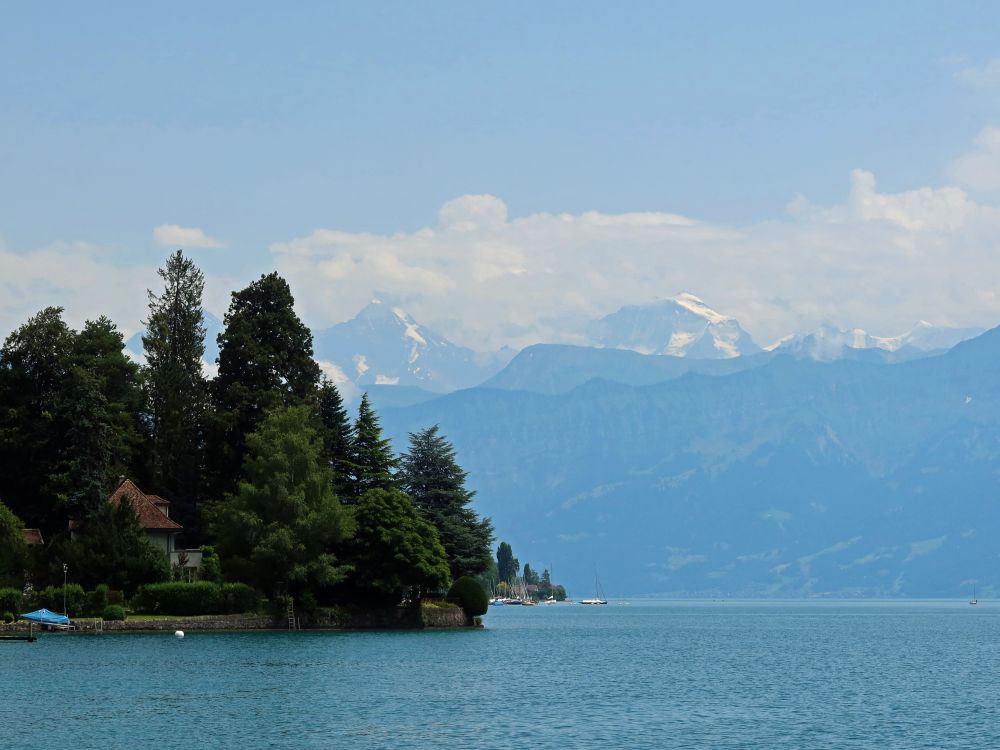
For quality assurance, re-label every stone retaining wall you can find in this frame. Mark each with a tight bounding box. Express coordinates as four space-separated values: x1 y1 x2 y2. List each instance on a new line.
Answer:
0 606 474 633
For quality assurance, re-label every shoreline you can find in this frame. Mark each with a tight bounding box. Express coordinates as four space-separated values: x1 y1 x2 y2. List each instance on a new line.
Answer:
0 605 477 634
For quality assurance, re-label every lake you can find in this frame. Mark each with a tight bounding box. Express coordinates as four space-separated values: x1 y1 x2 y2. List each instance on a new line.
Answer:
2 600 998 748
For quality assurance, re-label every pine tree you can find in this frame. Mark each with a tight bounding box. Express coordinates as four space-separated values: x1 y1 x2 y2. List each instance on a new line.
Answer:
142 250 208 536
341 393 398 503
209 272 320 498
399 424 494 579
316 377 353 495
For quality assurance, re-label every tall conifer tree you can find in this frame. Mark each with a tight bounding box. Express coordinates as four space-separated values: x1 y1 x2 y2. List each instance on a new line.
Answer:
142 250 208 535
340 393 398 503
400 424 494 579
209 272 320 497
317 377 353 495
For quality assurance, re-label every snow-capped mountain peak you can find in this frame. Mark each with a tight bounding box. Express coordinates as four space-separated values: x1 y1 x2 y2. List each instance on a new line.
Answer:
771 321 985 361
312 300 514 393
586 293 761 359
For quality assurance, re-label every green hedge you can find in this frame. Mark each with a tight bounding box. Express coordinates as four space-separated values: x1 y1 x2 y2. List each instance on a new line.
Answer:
132 581 259 616
0 587 22 616
35 584 87 617
446 576 489 617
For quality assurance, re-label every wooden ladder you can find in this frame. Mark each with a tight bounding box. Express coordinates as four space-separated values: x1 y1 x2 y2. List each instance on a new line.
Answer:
286 602 298 630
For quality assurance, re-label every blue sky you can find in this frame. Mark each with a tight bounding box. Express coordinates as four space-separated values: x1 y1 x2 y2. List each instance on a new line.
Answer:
3 2 1000 347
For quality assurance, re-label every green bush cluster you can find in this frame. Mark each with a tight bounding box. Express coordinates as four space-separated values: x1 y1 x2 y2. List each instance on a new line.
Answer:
89 584 109 614
0 587 22 615
446 576 488 617
102 604 126 621
35 584 88 616
2 611 14 623
132 581 259 616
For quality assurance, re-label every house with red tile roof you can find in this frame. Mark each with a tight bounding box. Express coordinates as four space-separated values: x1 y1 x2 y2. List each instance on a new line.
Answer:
108 478 184 556
68 478 202 578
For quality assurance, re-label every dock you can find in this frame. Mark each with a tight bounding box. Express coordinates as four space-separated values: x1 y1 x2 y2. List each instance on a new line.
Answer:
0 634 37 642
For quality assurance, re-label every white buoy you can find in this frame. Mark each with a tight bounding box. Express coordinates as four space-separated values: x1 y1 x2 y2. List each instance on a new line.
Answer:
174 630 184 638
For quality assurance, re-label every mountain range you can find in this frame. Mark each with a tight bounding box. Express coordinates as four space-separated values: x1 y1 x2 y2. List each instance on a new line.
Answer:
128 293 984 399
125 292 999 597
378 327 1000 599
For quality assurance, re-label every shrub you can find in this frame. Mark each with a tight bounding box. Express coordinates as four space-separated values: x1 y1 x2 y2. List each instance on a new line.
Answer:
446 576 488 617
132 581 221 615
88 585 109 616
132 581 259 616
37 584 87 616
0 587 22 616
199 546 223 583
2 611 14 623
102 604 126 621
107 589 124 605
220 582 258 613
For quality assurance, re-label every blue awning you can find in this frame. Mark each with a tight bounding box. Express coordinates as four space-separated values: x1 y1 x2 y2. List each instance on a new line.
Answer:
19 608 70 625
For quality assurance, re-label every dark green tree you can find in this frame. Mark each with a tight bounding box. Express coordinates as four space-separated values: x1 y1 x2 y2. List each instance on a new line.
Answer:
209 406 354 602
209 272 320 498
523 563 539 586
341 393 397 503
0 500 28 587
346 487 450 604
59 316 145 520
496 542 519 584
0 307 76 530
142 250 208 536
56 497 171 595
399 424 493 579
316 377 353 495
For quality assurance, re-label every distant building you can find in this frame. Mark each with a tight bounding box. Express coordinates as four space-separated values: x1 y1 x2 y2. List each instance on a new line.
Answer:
108 478 183 555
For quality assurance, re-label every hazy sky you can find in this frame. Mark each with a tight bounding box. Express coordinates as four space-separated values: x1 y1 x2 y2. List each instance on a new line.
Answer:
3 2 1000 348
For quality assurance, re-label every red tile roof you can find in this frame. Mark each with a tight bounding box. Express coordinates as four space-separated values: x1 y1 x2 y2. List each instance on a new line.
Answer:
109 479 183 532
22 528 44 545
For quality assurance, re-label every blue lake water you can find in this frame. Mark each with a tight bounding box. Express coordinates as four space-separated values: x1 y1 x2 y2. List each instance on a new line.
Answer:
3 600 999 749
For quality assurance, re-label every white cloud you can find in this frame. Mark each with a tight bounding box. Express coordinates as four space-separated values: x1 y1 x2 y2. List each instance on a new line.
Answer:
7 126 1000 353
0 240 152 339
954 59 1000 88
270 148 1000 350
905 535 947 562
153 223 225 248
947 126 1000 191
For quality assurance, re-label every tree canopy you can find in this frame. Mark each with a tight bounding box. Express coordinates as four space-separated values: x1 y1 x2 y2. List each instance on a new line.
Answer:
399 424 493 579
143 250 208 536
496 542 519 584
210 272 320 498
209 406 354 602
340 393 398 503
346 488 450 604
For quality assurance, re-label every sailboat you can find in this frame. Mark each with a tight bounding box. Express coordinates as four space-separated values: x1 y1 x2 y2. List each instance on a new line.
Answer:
970 584 978 606
580 574 608 605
